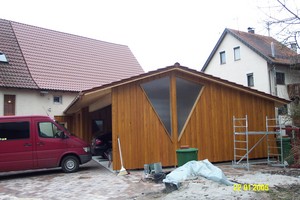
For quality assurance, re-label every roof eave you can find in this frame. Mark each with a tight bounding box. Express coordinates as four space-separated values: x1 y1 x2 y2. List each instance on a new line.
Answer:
201 29 228 72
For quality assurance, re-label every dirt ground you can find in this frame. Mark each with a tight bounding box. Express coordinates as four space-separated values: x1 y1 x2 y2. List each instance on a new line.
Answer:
134 165 300 200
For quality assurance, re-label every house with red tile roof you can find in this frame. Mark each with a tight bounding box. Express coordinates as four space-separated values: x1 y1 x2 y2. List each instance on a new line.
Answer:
0 18 144 120
201 28 300 109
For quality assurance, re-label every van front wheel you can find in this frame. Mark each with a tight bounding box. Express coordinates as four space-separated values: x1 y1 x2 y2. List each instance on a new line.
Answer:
61 156 79 173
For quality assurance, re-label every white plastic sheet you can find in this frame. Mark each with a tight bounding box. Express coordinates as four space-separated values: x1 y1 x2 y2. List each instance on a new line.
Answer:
163 159 234 188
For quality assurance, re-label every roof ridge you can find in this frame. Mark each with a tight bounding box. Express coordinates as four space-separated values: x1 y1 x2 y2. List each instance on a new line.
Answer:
226 28 273 39
1 18 144 91
226 28 297 64
8 18 128 48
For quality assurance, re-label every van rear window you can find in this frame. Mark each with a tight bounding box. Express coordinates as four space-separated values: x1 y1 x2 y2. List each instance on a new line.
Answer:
0 122 30 140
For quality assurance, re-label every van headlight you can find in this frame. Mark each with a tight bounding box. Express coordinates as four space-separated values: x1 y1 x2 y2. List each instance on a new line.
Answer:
83 147 91 153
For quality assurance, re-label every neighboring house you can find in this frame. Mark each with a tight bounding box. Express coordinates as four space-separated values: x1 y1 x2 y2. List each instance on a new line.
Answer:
0 19 144 123
201 28 300 108
64 64 289 170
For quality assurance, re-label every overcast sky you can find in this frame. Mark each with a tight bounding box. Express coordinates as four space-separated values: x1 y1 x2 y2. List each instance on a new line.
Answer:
0 0 296 72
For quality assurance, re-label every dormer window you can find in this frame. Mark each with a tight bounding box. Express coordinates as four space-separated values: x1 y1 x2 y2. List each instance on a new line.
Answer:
0 52 8 63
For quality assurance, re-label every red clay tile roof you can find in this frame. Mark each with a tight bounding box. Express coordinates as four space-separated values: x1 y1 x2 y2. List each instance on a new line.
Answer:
0 18 144 91
228 29 298 64
0 20 38 89
202 28 299 71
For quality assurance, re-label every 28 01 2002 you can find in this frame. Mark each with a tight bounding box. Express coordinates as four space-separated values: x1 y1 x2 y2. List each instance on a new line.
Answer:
233 184 269 191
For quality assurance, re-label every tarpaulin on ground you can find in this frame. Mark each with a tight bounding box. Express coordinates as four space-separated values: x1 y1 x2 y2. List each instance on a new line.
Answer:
163 159 234 189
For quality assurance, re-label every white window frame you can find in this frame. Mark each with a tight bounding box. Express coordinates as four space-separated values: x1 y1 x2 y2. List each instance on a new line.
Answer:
220 51 226 64
53 96 62 104
234 47 240 61
247 73 254 87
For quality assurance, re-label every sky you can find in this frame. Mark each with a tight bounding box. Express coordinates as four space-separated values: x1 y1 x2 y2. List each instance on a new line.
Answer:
0 0 295 72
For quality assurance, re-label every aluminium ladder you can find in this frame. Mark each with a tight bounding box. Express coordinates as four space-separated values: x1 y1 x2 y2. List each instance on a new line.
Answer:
266 116 284 167
232 115 285 170
233 115 250 170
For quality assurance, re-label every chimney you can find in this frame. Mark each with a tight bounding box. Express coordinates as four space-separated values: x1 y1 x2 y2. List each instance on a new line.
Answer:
247 27 255 34
291 43 297 52
271 42 275 57
174 62 180 67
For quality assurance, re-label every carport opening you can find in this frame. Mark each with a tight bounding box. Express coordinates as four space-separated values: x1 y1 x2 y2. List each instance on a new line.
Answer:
90 105 113 170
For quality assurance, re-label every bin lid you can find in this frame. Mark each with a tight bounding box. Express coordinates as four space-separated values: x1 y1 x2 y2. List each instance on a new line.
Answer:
277 137 291 141
176 148 198 153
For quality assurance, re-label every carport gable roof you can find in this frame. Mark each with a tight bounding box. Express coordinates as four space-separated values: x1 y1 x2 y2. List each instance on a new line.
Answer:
64 64 290 114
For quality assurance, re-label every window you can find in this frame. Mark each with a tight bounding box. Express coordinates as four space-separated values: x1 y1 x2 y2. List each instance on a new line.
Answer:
92 120 104 134
220 51 226 64
234 47 240 61
0 52 8 63
141 76 203 137
4 95 16 116
53 96 62 104
276 72 285 85
141 77 171 135
176 77 203 135
38 122 62 138
247 73 254 87
0 122 30 140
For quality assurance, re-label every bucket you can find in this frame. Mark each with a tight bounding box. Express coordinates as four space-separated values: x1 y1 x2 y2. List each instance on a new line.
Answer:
154 162 162 173
144 164 150 174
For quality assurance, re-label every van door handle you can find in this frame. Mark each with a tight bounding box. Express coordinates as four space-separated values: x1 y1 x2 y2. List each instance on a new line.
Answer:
37 142 45 146
24 143 32 147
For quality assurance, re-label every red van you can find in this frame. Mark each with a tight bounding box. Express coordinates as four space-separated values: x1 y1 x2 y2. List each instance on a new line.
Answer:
0 115 92 173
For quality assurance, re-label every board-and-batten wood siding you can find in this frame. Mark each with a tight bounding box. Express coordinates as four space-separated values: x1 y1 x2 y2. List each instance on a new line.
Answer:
65 107 90 143
112 71 276 170
112 74 176 170
54 115 74 133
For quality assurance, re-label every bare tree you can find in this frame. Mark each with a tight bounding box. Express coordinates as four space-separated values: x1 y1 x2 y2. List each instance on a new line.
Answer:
259 1 300 167
259 0 300 51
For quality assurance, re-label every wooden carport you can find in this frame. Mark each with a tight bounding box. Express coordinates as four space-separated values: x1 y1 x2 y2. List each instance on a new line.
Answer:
64 64 290 170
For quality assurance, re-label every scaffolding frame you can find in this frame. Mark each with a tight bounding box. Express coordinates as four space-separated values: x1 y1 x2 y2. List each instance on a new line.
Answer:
232 115 285 170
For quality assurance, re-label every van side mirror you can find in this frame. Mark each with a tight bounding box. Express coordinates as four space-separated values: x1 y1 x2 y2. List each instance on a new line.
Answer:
60 131 69 139
56 131 68 139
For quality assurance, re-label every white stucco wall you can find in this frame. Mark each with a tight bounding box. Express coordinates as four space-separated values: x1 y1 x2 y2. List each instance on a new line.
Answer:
204 34 271 94
0 88 77 118
272 65 300 99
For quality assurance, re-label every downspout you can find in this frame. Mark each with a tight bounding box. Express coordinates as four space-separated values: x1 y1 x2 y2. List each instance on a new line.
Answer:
269 65 277 96
269 42 277 96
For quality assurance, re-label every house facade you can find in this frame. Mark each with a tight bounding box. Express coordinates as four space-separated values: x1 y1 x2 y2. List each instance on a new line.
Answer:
0 88 76 117
65 65 289 170
0 18 144 122
201 28 300 104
